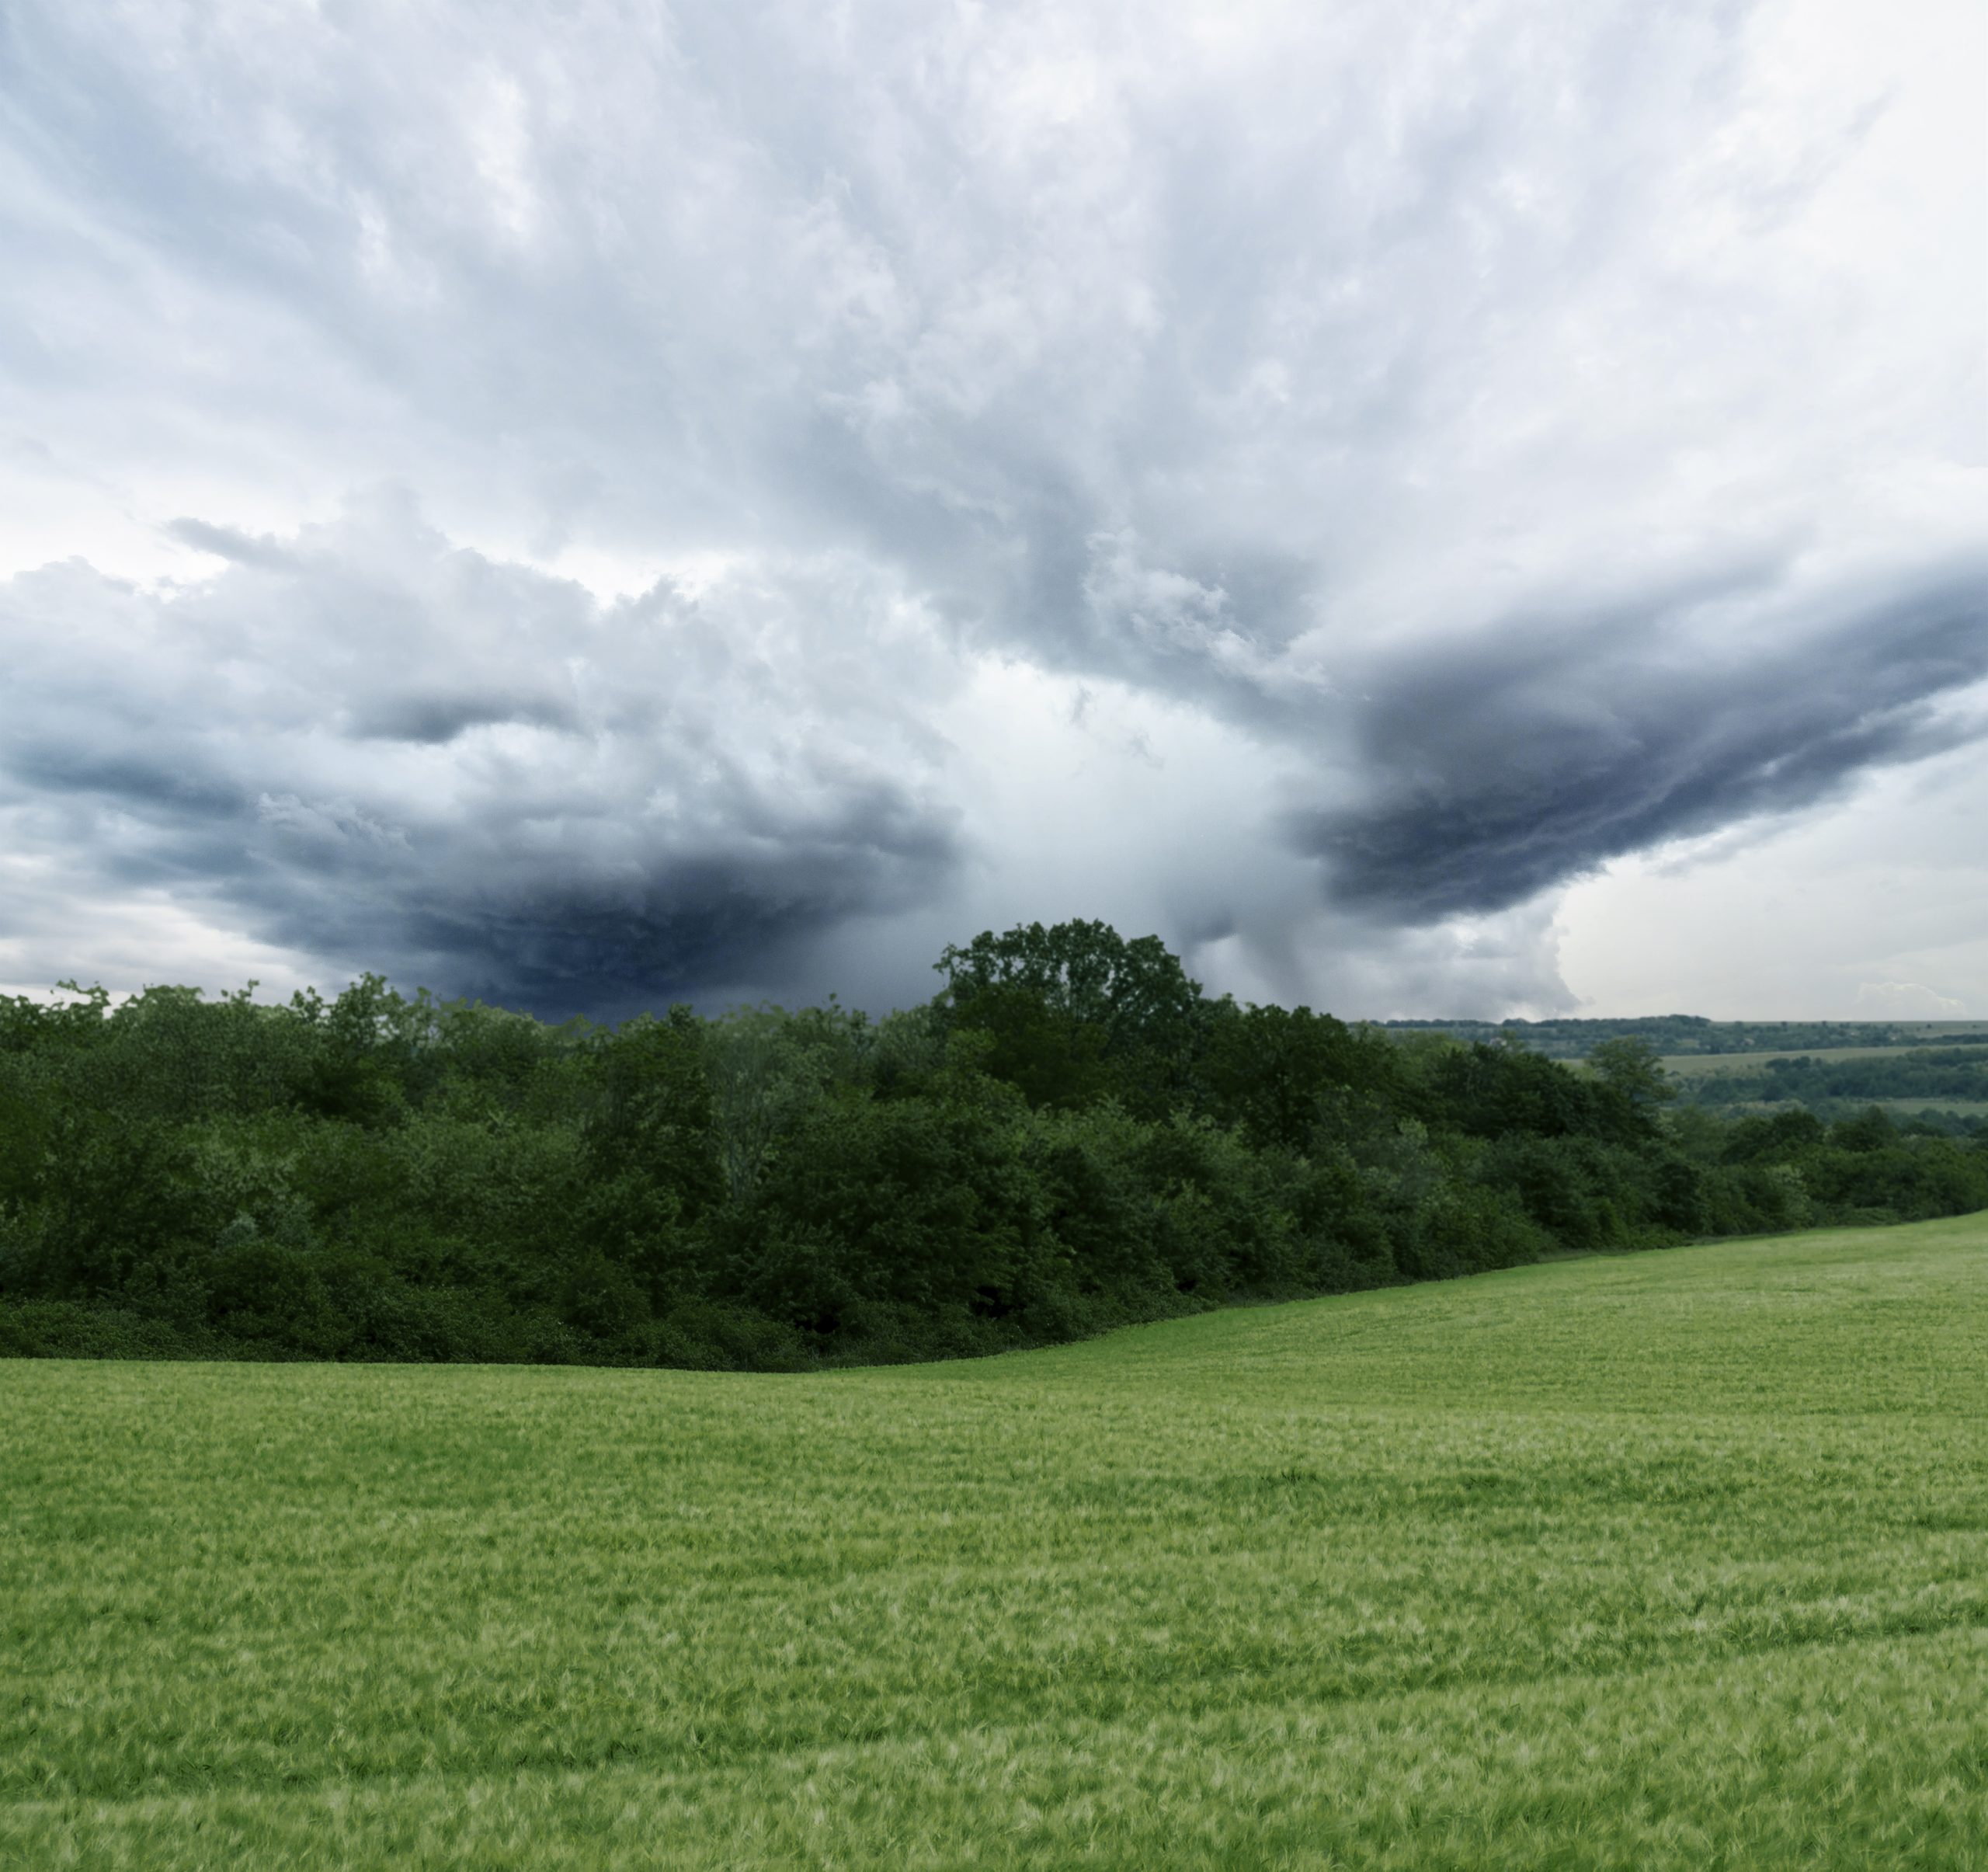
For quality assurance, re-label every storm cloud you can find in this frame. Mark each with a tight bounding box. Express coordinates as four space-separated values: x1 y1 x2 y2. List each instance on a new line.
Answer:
0 499 961 1010
0 0 1981 1014
1295 559 1988 920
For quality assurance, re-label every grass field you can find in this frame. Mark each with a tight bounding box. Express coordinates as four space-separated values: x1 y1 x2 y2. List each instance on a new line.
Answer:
4 1216 1986 1869
1657 1043 1942 1077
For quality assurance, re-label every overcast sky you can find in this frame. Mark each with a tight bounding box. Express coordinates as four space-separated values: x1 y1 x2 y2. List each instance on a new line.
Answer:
2 0 1982 1020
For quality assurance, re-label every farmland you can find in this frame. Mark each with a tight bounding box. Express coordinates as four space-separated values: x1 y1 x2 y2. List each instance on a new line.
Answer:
5 1213 1985 1868
1659 1044 1934 1078
1652 1042 1988 1136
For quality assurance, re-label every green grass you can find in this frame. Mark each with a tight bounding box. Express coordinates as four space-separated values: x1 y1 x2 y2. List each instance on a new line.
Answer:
1657 1043 1937 1077
5 1216 1986 1869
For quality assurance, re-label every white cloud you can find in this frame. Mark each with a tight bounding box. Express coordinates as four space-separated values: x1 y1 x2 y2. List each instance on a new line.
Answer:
1856 983 1966 1019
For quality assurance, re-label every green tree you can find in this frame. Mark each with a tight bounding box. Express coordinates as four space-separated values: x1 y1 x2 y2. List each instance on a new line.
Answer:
1200 1000 1401 1152
1587 1036 1677 1119
934 920 1204 1115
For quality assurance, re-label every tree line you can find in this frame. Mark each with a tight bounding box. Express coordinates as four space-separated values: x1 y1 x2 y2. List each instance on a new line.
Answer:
3 921 1983 1369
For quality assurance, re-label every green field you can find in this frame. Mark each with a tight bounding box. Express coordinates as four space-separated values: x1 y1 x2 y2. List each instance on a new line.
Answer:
5 1218 1986 1869
1657 1044 1933 1078
1657 1043 1986 1077
1653 1044 1988 1124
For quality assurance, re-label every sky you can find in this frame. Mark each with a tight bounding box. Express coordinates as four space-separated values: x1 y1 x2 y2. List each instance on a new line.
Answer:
1 0 1982 1021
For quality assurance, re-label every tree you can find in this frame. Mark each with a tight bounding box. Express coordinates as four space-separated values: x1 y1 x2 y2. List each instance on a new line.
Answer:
933 920 1204 1115
1200 1000 1400 1152
1587 1036 1676 1119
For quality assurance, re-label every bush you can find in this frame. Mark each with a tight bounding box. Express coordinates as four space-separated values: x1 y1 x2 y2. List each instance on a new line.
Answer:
0 1298 238 1361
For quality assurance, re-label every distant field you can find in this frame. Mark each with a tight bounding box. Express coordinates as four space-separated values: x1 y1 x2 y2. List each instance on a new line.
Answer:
1653 1042 1916 1073
1655 1045 1988 1123
4 1217 1986 1869
1660 1044 1929 1078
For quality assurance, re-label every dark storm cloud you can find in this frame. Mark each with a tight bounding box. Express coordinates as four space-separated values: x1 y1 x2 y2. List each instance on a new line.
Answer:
0 506 962 1013
214 796 954 1016
1291 563 1988 921
302 830 953 1017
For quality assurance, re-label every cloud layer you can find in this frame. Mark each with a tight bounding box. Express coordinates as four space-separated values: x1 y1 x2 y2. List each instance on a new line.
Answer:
0 499 961 1009
1295 556 1988 920
0 0 1982 1014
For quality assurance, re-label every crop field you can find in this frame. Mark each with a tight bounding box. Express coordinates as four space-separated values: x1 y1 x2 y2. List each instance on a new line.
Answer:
4 1216 1986 1870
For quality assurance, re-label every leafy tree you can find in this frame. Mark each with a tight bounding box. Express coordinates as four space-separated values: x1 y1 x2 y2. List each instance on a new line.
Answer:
1587 1036 1676 1119
1722 1108 1826 1164
1201 1000 1401 1151
702 1002 870 1199
935 920 1204 1115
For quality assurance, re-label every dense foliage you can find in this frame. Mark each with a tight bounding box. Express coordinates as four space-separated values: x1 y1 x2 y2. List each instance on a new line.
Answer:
4 922 1984 1368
